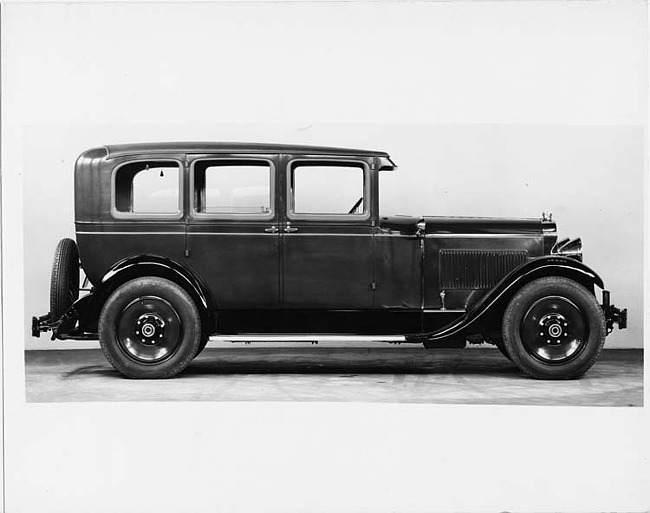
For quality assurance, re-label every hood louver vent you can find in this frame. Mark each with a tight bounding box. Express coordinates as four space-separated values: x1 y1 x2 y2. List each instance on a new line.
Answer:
440 250 528 289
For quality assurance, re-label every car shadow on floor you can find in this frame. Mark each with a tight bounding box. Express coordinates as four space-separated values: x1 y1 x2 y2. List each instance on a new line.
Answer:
61 365 120 379
184 356 523 378
62 350 526 379
56 349 523 379
39 347 640 381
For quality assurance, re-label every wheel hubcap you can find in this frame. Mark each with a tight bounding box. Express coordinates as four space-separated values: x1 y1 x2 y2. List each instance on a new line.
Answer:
116 296 182 364
521 295 587 363
136 313 165 345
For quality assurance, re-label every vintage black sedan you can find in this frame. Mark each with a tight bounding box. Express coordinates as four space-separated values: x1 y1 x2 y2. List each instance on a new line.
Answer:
33 142 627 379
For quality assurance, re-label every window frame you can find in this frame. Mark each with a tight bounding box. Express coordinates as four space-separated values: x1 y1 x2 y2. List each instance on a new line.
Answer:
286 158 371 222
189 156 276 220
111 158 184 220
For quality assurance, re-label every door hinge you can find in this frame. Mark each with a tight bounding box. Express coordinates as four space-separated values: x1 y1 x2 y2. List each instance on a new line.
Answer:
185 249 191 258
371 282 377 291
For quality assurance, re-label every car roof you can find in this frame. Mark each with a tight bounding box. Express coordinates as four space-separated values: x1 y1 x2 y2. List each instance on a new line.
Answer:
103 142 389 159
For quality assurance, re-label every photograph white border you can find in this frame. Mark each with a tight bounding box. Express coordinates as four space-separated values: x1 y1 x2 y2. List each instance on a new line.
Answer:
3 1 648 512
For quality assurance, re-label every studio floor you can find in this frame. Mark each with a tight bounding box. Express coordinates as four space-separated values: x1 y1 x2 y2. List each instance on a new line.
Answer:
24 346 643 406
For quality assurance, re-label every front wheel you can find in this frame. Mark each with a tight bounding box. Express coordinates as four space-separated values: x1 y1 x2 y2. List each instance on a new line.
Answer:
502 277 606 380
99 277 201 379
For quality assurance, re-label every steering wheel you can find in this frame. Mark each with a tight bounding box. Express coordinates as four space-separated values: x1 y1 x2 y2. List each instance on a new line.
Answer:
348 197 364 214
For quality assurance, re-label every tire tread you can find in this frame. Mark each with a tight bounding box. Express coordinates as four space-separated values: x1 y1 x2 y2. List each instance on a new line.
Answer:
50 238 79 320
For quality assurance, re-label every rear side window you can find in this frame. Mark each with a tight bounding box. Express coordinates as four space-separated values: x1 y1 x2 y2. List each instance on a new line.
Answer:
113 161 181 216
193 159 273 216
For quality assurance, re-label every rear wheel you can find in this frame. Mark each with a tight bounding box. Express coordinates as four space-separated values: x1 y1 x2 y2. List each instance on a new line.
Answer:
502 277 606 379
99 277 201 379
50 238 79 320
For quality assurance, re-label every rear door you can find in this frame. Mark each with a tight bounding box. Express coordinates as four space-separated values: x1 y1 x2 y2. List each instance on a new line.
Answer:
185 154 281 308
281 156 374 309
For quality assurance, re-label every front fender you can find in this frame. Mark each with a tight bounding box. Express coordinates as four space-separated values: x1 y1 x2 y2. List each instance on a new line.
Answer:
419 256 604 341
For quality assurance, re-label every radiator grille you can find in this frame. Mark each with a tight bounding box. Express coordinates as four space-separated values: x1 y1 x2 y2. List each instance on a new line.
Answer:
440 250 528 289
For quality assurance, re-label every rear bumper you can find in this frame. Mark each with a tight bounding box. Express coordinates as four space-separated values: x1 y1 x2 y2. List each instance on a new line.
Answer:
31 313 55 338
602 290 627 333
31 296 98 340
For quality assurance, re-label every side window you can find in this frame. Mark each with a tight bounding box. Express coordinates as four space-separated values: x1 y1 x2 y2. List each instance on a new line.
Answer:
290 161 366 216
193 160 272 216
114 161 181 216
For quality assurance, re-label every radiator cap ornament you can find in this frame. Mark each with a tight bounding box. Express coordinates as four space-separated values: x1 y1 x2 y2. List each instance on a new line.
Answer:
542 211 553 222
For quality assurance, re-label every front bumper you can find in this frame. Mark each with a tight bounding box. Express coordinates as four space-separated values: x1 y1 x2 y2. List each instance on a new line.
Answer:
602 290 627 334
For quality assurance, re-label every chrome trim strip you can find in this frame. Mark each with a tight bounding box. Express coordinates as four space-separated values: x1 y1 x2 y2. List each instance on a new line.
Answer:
425 234 539 238
280 233 372 237
78 231 281 236
376 233 539 238
187 233 280 236
186 232 371 237
423 309 465 313
78 231 534 239
211 334 406 342
375 233 417 237
77 231 185 235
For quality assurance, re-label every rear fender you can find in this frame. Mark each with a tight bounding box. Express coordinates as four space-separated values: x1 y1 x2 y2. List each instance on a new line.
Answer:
76 255 215 335
421 256 604 341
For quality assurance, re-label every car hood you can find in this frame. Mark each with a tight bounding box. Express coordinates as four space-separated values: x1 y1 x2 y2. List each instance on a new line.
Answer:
422 216 552 236
379 215 556 237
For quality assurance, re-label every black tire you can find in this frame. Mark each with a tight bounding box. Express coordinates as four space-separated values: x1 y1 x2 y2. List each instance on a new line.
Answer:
502 277 606 380
194 332 210 358
483 330 512 361
98 277 202 379
50 238 80 320
494 341 512 361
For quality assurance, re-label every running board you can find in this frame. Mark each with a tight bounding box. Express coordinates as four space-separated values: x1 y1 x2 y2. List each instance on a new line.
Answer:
211 335 408 343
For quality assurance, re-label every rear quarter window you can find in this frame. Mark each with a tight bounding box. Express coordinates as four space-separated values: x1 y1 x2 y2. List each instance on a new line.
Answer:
112 160 182 218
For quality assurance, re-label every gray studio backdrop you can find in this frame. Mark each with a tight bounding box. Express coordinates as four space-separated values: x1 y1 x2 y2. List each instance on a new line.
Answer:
14 2 644 350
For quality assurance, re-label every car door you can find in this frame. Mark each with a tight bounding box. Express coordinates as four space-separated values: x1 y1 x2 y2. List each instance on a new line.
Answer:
281 155 374 309
185 154 281 308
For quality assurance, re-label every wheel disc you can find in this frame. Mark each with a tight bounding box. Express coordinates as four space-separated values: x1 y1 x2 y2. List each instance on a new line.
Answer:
520 295 588 364
116 295 183 364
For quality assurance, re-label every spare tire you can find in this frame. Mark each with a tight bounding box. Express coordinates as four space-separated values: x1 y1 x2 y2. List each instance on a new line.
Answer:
50 238 80 320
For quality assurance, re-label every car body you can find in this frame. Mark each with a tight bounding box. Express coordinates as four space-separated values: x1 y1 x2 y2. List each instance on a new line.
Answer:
32 142 627 379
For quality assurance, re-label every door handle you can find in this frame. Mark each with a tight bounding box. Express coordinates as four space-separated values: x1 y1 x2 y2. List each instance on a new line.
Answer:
284 223 299 233
264 226 279 233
